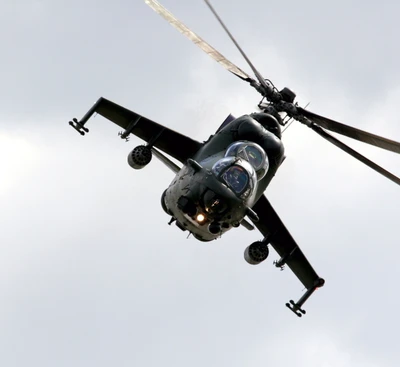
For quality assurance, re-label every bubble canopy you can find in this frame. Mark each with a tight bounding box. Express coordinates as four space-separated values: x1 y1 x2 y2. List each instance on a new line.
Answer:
225 141 269 180
212 157 256 198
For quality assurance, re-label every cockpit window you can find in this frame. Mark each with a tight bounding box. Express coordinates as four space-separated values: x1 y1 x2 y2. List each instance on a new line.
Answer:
246 146 263 170
221 166 249 194
225 141 269 180
211 157 256 199
212 157 234 177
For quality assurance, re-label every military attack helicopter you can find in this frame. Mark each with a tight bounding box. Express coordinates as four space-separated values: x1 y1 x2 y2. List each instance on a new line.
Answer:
69 0 400 317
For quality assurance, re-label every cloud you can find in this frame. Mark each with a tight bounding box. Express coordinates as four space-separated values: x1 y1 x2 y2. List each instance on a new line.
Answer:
0 132 43 196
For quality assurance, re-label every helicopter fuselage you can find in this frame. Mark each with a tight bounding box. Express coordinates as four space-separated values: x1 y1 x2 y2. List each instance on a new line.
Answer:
163 113 285 241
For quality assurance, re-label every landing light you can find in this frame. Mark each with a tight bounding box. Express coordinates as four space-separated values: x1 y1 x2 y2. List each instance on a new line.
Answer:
196 214 206 223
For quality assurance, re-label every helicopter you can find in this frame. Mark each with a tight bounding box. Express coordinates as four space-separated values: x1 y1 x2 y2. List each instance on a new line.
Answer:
68 0 400 317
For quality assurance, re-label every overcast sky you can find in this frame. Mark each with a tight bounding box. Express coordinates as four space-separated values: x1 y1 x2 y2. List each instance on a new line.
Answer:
1 0 400 366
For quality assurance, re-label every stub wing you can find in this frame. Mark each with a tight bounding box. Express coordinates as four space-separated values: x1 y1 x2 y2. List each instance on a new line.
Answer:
69 97 202 164
251 194 325 317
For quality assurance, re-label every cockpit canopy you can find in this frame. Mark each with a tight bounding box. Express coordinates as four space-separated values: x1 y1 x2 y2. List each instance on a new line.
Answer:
208 141 269 200
212 157 256 199
225 141 269 180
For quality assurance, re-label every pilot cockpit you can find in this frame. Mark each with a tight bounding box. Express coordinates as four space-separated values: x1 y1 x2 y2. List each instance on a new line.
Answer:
224 141 269 180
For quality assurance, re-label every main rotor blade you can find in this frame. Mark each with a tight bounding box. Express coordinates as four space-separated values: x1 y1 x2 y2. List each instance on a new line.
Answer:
144 0 253 82
204 0 273 94
310 124 400 186
298 107 400 154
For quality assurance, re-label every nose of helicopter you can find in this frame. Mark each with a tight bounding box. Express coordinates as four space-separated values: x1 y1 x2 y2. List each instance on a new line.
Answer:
197 171 248 225
202 189 228 215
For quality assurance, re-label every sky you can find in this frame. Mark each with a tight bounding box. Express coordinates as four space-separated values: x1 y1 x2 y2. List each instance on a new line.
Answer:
1 0 400 366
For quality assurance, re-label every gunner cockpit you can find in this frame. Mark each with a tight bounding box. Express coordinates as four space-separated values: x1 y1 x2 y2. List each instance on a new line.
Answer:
211 141 269 200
